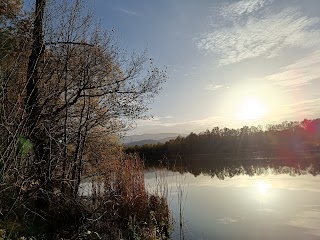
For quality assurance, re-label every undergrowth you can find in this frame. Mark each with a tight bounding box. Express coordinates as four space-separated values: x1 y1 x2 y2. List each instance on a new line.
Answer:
0 155 171 240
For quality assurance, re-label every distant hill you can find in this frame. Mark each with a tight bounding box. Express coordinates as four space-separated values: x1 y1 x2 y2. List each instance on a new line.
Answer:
125 139 160 147
123 133 187 146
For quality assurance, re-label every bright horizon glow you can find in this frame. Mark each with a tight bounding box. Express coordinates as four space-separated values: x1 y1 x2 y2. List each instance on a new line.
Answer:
238 97 267 121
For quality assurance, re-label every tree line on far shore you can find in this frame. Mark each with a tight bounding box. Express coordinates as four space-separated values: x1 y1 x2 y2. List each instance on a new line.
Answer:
126 119 320 159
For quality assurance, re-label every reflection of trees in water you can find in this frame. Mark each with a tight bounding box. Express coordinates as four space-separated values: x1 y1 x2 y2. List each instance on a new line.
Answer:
149 154 320 179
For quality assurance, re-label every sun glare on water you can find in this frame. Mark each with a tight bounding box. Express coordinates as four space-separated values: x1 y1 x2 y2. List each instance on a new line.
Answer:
256 180 272 196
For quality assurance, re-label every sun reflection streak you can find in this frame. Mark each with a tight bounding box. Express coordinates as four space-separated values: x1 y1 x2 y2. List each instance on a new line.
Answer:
256 180 272 196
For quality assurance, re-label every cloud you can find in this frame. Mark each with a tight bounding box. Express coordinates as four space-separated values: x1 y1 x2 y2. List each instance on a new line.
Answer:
188 116 228 127
220 0 270 18
118 7 137 16
272 98 320 121
136 115 226 128
283 98 320 115
284 98 320 108
205 84 224 91
136 116 175 127
198 4 320 65
217 217 240 224
132 114 235 135
263 50 320 88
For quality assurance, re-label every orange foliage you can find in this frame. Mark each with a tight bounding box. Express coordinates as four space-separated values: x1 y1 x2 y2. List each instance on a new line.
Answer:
0 0 23 18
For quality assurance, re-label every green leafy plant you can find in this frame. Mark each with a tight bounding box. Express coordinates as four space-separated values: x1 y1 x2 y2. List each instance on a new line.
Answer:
17 136 33 157
0 229 6 240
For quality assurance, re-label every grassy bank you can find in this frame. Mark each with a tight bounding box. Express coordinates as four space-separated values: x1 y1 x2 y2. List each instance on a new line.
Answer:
0 155 171 240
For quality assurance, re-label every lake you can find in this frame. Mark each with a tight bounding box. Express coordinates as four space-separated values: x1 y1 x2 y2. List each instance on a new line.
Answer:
145 156 320 240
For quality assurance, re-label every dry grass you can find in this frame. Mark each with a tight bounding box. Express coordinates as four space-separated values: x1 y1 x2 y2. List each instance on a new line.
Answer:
78 154 172 240
0 154 171 240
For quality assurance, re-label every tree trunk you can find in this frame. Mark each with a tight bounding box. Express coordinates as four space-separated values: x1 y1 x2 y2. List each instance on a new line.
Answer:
25 0 48 207
26 0 45 132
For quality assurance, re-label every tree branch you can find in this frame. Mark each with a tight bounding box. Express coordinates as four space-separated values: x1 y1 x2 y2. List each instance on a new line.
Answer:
45 41 94 47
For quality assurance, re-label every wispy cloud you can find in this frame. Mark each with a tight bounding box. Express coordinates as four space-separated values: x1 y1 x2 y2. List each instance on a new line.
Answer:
136 116 174 127
217 217 241 224
134 115 234 134
118 7 137 16
263 50 320 88
273 98 320 121
284 98 320 108
198 2 320 65
220 0 271 18
284 98 320 115
205 84 224 91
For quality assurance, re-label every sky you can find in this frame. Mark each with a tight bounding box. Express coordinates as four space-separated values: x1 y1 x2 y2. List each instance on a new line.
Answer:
94 1 320 134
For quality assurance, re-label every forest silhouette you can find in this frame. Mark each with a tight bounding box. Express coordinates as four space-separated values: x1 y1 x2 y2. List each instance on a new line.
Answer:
127 118 320 164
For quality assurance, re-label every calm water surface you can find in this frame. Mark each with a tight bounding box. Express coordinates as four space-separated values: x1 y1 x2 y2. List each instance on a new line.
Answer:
145 167 320 240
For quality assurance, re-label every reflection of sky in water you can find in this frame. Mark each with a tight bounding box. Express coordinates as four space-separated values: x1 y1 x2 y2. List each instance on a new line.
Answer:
145 170 320 240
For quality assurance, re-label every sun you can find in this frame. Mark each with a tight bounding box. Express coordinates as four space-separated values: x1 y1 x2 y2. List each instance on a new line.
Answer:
239 97 267 121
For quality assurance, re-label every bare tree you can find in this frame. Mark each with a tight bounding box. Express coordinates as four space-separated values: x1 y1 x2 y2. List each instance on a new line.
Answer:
1 0 166 211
